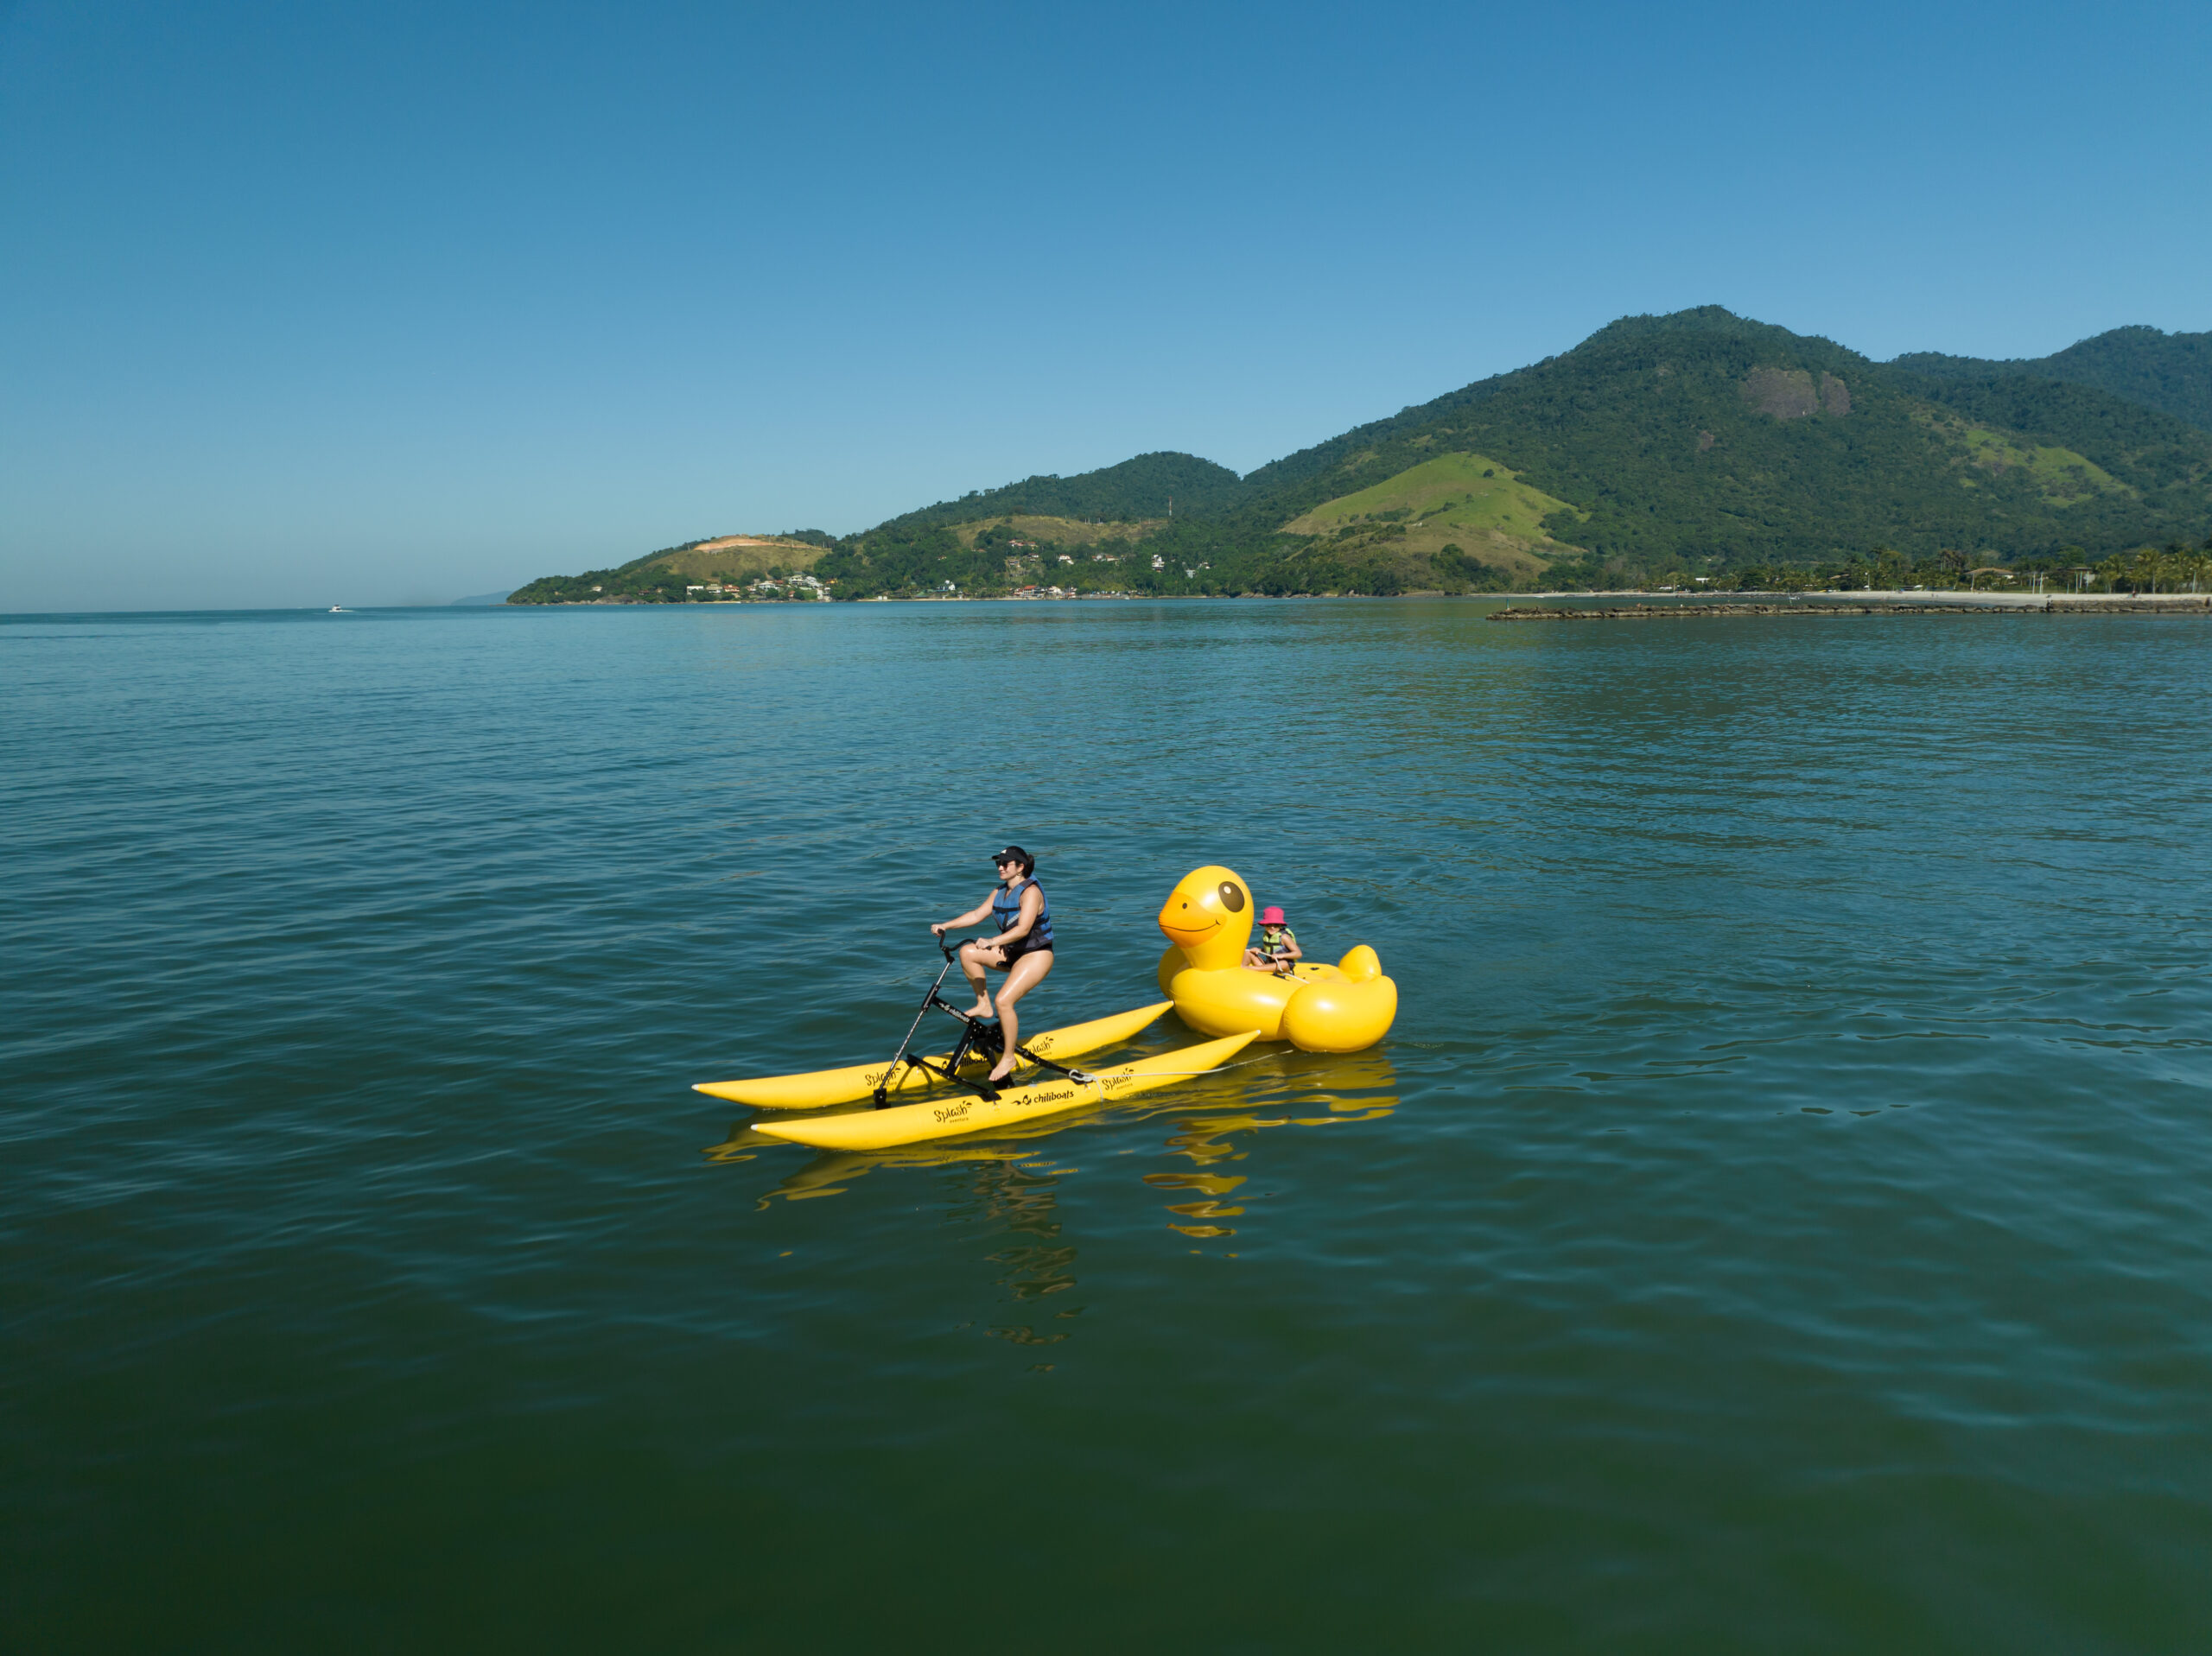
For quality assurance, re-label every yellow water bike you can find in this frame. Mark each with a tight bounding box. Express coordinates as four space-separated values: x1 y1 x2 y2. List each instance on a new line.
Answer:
695 933 1259 1152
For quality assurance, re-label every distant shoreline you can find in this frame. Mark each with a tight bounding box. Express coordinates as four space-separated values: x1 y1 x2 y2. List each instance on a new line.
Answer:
1506 589 2211 608
1494 594 2212 620
506 586 2209 609
6 587 2204 620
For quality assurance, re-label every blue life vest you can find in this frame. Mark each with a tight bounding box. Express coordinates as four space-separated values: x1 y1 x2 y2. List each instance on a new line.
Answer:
993 877 1052 950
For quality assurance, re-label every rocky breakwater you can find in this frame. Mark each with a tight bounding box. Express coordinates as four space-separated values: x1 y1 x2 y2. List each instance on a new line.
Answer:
1491 598 2212 621
2047 596 2212 613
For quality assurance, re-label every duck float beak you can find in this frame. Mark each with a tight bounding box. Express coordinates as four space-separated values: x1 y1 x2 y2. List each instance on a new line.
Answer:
1159 908 1220 946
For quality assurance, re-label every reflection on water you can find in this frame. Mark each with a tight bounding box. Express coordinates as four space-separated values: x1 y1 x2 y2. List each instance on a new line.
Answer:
1143 1168 1245 1237
703 1136 1050 1207
703 1044 1400 1243
693 1043 1403 1366
957 1159 1082 1359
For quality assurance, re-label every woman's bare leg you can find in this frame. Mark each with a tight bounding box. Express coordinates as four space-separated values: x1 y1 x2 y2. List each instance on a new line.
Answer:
957 942 998 1018
987 950 1054 1081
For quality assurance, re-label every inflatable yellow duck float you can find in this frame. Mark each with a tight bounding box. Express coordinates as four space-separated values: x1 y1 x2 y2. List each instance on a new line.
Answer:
1156 865 1396 1052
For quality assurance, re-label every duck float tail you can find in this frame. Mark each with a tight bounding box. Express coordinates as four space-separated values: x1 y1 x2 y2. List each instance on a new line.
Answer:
1155 865 1396 1053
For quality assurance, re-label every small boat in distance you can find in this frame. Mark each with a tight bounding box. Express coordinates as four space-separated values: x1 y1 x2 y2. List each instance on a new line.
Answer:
327 606 348 612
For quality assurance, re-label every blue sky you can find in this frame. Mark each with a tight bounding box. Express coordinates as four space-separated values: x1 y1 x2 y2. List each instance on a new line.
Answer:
4 0 2209 609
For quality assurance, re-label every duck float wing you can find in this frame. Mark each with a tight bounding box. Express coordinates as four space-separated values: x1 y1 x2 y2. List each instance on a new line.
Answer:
747 1030 1262 1152
693 1000 1173 1108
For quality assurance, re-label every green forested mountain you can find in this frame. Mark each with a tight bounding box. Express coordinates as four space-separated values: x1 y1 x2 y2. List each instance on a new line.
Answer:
869 451 1249 534
1892 325 2212 434
515 308 2212 601
1217 308 2212 577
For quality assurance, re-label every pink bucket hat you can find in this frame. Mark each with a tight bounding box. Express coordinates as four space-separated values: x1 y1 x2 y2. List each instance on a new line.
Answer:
1260 906 1286 925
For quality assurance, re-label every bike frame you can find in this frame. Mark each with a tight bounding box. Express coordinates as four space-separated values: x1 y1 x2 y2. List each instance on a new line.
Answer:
871 936 1091 1107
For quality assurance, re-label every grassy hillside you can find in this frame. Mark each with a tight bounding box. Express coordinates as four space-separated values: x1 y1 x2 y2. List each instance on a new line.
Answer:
1893 325 2212 434
1281 453 1583 580
509 533 829 603
646 536 827 581
1947 424 2124 506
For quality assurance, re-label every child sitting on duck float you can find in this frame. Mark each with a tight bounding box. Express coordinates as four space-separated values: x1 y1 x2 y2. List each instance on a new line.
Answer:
1243 906 1302 976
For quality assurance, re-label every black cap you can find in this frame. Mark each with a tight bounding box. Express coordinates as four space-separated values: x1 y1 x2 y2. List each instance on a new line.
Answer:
990 845 1030 866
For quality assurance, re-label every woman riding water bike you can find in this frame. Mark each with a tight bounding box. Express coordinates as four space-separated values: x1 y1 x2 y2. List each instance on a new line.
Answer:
932 844 1055 1086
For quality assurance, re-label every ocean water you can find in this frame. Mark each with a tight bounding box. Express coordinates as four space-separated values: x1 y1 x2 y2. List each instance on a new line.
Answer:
3 600 2208 1653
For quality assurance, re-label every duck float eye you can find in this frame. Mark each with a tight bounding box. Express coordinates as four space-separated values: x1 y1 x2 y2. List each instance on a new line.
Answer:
1218 882 1244 910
